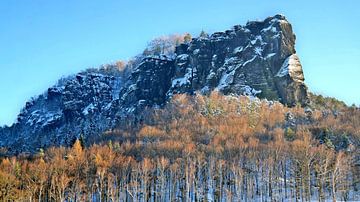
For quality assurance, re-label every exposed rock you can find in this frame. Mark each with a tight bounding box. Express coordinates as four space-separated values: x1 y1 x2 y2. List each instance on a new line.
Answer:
168 14 308 106
120 56 175 107
0 14 309 154
0 72 123 154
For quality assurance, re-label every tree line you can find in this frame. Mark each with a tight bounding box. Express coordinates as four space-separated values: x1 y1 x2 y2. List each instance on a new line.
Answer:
0 92 359 201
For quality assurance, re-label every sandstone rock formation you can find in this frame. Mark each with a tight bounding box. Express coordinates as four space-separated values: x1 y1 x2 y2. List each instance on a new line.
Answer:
0 14 309 154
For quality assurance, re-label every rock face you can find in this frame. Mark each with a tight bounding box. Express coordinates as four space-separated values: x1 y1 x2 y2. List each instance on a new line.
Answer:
168 14 308 106
0 15 309 154
0 72 123 153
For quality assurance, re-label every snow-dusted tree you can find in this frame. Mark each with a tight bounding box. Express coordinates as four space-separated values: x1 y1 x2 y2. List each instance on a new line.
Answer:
143 34 185 57
199 30 209 38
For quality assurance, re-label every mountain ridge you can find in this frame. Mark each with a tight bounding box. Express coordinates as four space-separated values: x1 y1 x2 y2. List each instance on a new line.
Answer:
0 14 309 154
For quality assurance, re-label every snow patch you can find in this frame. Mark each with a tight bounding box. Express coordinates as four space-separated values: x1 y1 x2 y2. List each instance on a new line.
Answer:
217 70 235 90
262 24 277 33
243 56 257 67
200 86 210 94
233 46 243 54
276 54 303 79
265 53 276 58
254 47 263 55
177 54 189 60
111 77 122 100
251 35 264 45
26 110 62 127
41 113 62 127
128 84 138 92
242 85 262 96
83 103 95 115
224 57 238 66
211 55 217 67
171 68 192 87
206 71 216 81
104 102 112 111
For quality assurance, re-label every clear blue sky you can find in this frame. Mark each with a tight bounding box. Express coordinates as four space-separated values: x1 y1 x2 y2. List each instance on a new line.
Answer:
1 1 359 126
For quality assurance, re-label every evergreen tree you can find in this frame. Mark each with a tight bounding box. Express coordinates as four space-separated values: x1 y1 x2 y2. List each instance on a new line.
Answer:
199 30 209 38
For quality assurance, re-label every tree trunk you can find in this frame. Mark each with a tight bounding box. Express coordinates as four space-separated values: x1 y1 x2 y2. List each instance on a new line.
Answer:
332 174 336 202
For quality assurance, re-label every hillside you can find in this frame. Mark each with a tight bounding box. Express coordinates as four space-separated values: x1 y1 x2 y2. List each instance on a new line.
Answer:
0 93 359 201
0 14 309 154
0 13 359 202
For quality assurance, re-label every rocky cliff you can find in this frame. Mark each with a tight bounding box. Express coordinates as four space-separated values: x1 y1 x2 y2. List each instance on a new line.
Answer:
0 14 309 154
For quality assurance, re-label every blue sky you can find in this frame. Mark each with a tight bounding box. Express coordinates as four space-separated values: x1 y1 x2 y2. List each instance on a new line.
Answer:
0 1 359 126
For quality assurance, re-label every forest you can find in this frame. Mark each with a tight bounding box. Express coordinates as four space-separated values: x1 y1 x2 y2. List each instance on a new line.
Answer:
0 92 359 201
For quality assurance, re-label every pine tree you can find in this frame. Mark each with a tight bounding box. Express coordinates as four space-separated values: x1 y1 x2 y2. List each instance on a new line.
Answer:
199 30 209 38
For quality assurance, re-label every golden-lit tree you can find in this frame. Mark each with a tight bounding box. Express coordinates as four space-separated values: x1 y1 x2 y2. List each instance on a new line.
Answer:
0 94 359 201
